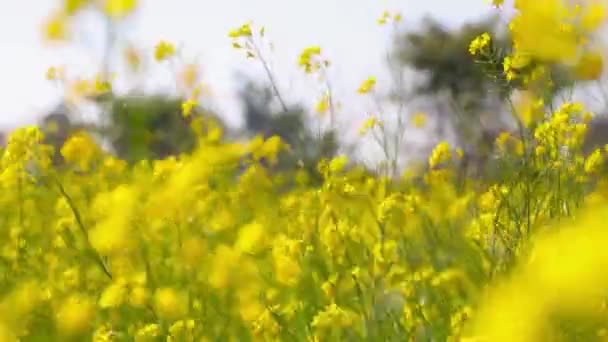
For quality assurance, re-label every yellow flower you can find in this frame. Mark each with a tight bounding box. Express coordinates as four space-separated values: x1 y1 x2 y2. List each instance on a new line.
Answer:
429 141 451 169
46 66 64 81
311 303 357 329
298 46 323 73
180 237 206 268
581 2 606 30
574 51 604 81
510 0 604 63
272 236 301 286
180 63 200 90
228 23 253 38
60 132 100 171
43 11 69 41
154 40 176 62
182 100 198 118
56 294 96 336
357 76 376 94
236 221 266 254
134 323 161 341
315 94 330 115
94 74 112 94
104 0 137 19
359 117 380 135
64 0 88 14
99 280 128 308
129 286 150 308
411 112 427 128
209 245 241 289
491 0 505 8
468 32 491 55
124 45 142 71
515 92 545 127
585 149 604 174
378 11 390 25
89 185 139 255
153 288 189 321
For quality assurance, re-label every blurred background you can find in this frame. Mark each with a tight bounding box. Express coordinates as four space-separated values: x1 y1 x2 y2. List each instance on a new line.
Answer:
2 0 608 178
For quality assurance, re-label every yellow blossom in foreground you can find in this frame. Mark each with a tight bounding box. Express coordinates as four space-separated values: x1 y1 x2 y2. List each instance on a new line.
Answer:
311 303 357 329
56 294 96 336
60 132 100 171
429 141 451 169
154 288 189 321
467 205 608 341
585 148 604 174
510 0 605 62
575 51 604 81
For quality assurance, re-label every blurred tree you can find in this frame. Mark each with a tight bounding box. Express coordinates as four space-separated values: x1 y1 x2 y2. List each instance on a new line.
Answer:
395 16 574 145
99 94 225 163
40 104 74 165
237 77 339 182
394 15 576 179
40 93 227 165
395 16 511 148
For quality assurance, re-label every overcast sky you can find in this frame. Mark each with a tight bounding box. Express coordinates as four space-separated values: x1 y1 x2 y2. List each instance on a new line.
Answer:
0 0 493 132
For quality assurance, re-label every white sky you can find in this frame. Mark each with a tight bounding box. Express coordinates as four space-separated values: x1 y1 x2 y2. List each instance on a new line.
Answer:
0 0 493 134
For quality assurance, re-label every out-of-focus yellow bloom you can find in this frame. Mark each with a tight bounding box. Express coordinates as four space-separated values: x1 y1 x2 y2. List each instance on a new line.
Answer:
491 0 505 8
61 132 100 171
46 66 65 81
64 0 89 15
510 0 605 62
515 92 545 127
378 11 402 25
180 63 200 90
412 112 427 128
585 148 604 174
182 99 198 118
89 185 138 255
43 11 69 41
357 76 376 94
429 141 451 169
153 288 189 321
574 51 604 81
311 303 357 329
155 40 176 62
359 117 381 135
134 323 161 341
228 23 253 38
124 45 142 71
467 206 608 341
236 221 266 254
56 294 96 336
104 0 137 19
315 93 330 115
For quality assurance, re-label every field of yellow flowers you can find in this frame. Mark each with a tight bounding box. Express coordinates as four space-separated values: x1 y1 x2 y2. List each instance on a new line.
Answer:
4 0 608 341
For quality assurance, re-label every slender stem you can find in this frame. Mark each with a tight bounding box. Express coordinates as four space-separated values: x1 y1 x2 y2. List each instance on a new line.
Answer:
55 178 113 280
249 37 289 113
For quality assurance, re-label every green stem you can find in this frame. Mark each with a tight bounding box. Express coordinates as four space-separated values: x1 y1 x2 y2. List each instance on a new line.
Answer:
55 178 113 280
